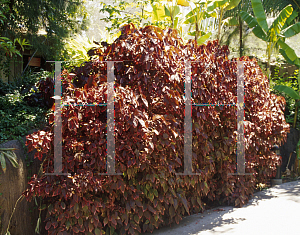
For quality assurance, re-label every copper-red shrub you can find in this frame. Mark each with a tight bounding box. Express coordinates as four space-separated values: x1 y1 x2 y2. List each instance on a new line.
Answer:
24 24 289 235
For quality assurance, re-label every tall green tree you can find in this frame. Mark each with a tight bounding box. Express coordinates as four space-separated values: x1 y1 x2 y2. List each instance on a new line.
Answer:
222 0 253 57
0 0 29 57
0 0 88 60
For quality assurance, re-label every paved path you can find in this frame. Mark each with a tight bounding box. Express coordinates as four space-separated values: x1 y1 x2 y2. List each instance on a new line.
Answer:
143 181 300 235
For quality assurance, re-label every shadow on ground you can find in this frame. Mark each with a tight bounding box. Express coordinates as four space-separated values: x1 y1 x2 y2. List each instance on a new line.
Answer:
143 180 300 235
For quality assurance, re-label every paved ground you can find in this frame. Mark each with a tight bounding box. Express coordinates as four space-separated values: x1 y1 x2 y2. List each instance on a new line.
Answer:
143 180 300 235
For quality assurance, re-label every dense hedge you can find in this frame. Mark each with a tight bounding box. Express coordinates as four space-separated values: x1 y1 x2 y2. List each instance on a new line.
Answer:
24 24 289 235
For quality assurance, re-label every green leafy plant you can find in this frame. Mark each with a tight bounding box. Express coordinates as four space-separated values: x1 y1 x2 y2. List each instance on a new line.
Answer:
179 0 241 45
0 0 29 57
273 84 300 127
184 0 214 44
99 0 154 33
0 148 19 173
0 37 29 57
161 0 189 29
207 0 241 41
0 72 50 144
0 0 88 61
272 40 300 128
272 41 300 175
240 0 300 79
62 35 98 68
270 67 298 124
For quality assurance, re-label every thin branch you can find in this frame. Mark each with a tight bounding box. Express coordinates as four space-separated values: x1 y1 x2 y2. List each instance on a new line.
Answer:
5 195 24 234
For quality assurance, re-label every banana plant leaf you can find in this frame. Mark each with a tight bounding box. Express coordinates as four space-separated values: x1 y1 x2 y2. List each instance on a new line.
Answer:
197 32 212 44
164 5 171 17
278 39 300 67
283 22 300 38
240 11 267 41
207 0 228 12
273 85 300 101
267 5 293 37
251 0 268 33
225 0 241 11
283 11 298 29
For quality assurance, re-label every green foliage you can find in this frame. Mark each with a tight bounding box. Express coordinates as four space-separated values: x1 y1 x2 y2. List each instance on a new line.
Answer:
0 0 88 61
272 38 300 128
0 71 51 144
183 0 241 44
271 67 300 125
241 0 300 79
278 39 300 68
273 84 300 100
0 148 19 173
262 0 300 20
62 35 98 68
184 0 215 43
153 2 179 28
99 0 189 40
99 0 154 33
0 0 30 59
0 37 29 57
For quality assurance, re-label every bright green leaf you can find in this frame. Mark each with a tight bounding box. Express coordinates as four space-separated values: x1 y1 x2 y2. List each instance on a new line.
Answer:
225 0 241 11
164 6 171 17
0 153 6 173
273 85 300 100
278 39 300 67
197 32 212 44
251 0 268 33
267 5 293 37
283 22 300 38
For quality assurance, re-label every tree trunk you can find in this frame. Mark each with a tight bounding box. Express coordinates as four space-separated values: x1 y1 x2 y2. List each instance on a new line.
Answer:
195 22 199 42
217 8 223 42
239 16 243 57
267 42 272 80
294 102 298 128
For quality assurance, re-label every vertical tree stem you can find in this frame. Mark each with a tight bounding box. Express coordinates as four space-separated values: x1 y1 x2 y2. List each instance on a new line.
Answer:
218 8 224 42
294 102 298 128
239 15 243 57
